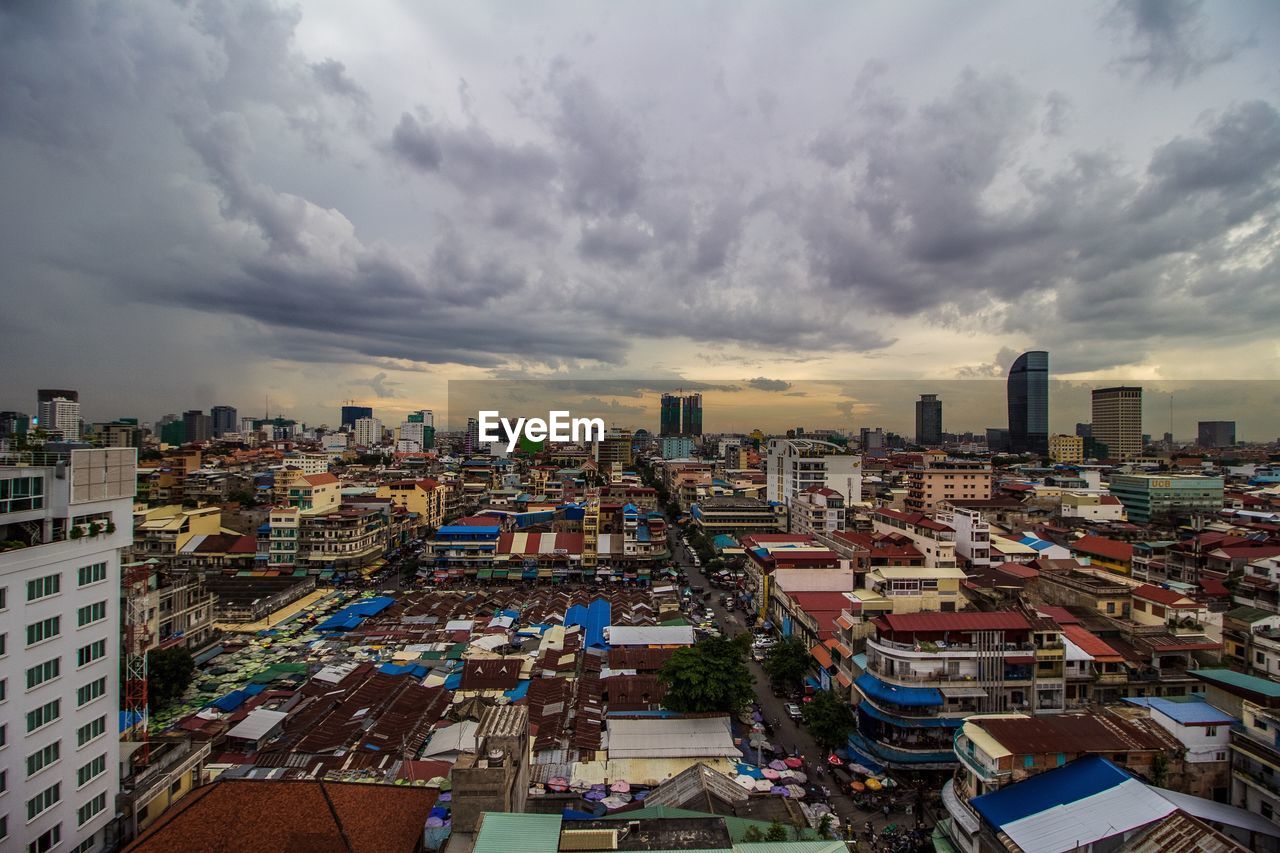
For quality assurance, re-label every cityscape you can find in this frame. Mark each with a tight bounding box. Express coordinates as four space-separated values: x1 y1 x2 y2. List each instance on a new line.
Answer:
2 3 1280 853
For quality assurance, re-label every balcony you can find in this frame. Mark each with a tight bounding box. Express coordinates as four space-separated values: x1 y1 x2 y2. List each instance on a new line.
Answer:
941 778 981 836
1232 766 1280 798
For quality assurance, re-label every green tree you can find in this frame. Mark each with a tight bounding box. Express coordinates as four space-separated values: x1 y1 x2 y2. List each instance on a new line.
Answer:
742 826 764 843
147 646 196 709
801 689 856 750
228 488 257 506
660 633 755 713
763 636 811 692
765 821 788 842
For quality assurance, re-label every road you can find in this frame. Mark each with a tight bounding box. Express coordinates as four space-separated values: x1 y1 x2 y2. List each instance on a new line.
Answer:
672 539 932 845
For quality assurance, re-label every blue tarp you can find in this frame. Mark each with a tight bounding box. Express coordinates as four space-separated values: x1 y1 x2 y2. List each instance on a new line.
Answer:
504 680 531 702
858 701 963 729
565 603 589 631
120 709 143 732
443 672 463 690
972 756 1131 828
208 682 269 712
562 809 599 821
735 762 765 779
585 598 610 648
854 673 944 707
315 596 395 632
379 662 429 678
805 676 823 692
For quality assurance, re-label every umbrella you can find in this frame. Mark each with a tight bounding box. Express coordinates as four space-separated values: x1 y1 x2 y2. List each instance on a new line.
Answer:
864 778 882 791
735 763 765 780
735 775 756 789
784 757 803 769
616 792 632 803
850 781 866 792
827 754 844 766
790 771 808 784
584 790 606 801
848 763 873 776
633 790 648 801
770 785 790 796
601 795 628 810
882 777 897 788
761 768 780 779
754 779 773 792
786 784 806 799
426 816 445 828
769 760 787 771
752 711 764 722
438 792 452 803
610 781 630 793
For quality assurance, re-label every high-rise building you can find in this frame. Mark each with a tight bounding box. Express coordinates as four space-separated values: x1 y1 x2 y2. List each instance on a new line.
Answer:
406 409 434 428
915 394 943 446
766 438 862 506
860 427 887 452
210 405 238 437
1075 422 1093 439
595 428 633 468
353 417 383 447
681 394 703 437
0 410 30 439
659 394 681 437
1007 351 1048 455
465 417 480 454
985 427 1010 453
0 448 136 853
182 409 212 444
37 393 81 440
1091 386 1143 461
340 405 373 429
1197 421 1236 448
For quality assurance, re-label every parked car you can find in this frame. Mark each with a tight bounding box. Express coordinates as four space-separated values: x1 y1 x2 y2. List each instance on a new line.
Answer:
786 703 803 722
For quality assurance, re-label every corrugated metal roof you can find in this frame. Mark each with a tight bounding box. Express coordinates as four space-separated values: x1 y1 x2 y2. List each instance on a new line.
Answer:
474 813 562 853
606 625 694 646
607 716 738 759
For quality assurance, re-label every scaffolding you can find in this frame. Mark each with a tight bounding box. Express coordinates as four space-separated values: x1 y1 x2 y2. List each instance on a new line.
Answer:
123 560 154 764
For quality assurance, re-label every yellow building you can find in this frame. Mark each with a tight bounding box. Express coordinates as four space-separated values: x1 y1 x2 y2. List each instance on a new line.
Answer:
1049 433 1084 464
130 504 231 560
851 565 968 614
377 478 447 530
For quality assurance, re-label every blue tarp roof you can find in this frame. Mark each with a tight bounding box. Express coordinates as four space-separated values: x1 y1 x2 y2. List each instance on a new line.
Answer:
443 672 463 690
844 737 885 774
585 598 611 648
315 596 395 632
859 700 964 729
712 534 738 550
208 682 269 712
437 525 501 536
972 756 1131 828
1122 696 1236 725
120 709 144 732
379 662 429 678
855 673 944 707
504 680 531 702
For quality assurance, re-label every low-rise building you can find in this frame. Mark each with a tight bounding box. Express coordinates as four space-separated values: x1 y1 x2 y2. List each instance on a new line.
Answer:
1108 473 1226 524
788 486 846 537
905 459 992 512
690 495 786 537
1060 491 1127 520
871 507 957 568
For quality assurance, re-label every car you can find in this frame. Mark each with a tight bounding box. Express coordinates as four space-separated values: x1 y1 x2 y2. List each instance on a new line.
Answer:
751 649 766 663
786 703 803 721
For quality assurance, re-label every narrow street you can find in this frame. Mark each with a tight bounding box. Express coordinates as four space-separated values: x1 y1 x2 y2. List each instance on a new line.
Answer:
672 540 935 847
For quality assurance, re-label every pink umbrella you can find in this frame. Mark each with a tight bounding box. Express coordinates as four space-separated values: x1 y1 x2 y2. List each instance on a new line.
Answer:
769 760 787 771
784 757 803 769
761 768 780 779
610 781 631 793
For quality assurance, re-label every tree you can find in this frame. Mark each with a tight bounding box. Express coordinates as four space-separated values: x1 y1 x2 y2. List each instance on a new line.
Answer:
659 633 755 713
765 821 788 842
228 488 257 506
763 636 811 692
147 646 196 709
802 689 856 750
742 826 764 843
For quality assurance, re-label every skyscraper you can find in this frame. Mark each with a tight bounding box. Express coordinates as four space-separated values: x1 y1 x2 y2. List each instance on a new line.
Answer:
210 404 238 437
465 417 480 454
681 393 703 437
1197 421 1236 448
1091 386 1143 461
915 394 943 445
659 394 681 437
1007 351 1048 455
182 409 212 443
340 405 373 429
38 395 82 440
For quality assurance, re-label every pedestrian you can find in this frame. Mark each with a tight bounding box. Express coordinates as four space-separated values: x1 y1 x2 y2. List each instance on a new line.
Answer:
882 802 890 820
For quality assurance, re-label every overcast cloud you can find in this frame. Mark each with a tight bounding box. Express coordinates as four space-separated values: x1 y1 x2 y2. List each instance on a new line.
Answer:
1 1 1277 424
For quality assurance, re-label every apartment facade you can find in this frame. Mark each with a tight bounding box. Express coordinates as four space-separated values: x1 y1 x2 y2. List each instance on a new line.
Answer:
0 449 136 853
765 438 862 507
1107 473 1225 525
1048 433 1084 464
1091 386 1143 460
788 486 846 537
904 460 992 512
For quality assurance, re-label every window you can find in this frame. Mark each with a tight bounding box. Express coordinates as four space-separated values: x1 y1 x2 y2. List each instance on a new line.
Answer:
0 475 44 513
76 677 106 708
1023 755 1034 768
27 824 59 853
0 633 5 656
26 699 60 733
77 563 107 587
25 658 60 690
26 742 60 778
26 782 60 821
0 678 6 701
0 769 6 793
76 754 106 788
76 716 106 748
69 838 96 853
25 574 60 602
0 723 6 747
0 586 7 609
76 639 106 668
78 791 106 827
1205 726 1218 737
25 617 60 647
1264 801 1275 820
76 602 107 628
1257 651 1266 664
0 814 6 841
1216 751 1227 761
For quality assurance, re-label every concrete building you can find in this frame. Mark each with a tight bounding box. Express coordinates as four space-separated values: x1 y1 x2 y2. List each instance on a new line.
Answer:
1091 385 1143 460
691 496 787 537
788 486 846 537
398 419 426 451
658 435 694 459
0 448 136 853
594 428 633 469
680 393 703 437
182 409 212 444
905 459 992 512
659 393 681 437
766 438 862 507
915 394 943 446
1059 492 1127 521
1108 473 1225 524
937 506 992 568
339 405 372 429
353 417 382 448
38 396 81 440
209 405 237 438
1198 421 1237 448
1048 433 1084 464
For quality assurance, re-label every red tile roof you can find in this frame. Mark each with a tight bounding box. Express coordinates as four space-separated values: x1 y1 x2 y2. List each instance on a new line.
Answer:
993 562 1040 579
302 473 339 486
1070 535 1133 562
1062 624 1122 660
1198 578 1230 597
1133 584 1198 608
460 658 522 690
1036 605 1080 625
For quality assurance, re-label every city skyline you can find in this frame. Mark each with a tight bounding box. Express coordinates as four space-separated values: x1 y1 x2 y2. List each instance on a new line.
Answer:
2 2 1279 417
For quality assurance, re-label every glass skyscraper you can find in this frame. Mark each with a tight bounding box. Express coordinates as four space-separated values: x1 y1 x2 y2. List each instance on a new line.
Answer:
1007 351 1048 455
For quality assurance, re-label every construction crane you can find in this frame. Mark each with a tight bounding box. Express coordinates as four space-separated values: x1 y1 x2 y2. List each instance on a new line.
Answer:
122 559 155 764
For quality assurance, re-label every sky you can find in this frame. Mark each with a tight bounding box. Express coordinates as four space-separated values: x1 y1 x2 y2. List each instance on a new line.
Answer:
1 1 1278 429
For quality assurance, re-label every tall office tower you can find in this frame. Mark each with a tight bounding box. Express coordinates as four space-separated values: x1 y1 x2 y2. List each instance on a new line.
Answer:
1091 386 1143 461
0 448 137 853
985 428 1010 453
681 393 703 437
915 394 943 445
465 417 480 454
1075 422 1093 439
860 427 887 452
210 405 238 437
407 409 434 428
182 409 212 444
399 420 426 451
37 392 82 441
353 417 383 447
1197 421 1236 448
659 394 681 437
0 411 31 439
1007 351 1048 455
340 405 373 429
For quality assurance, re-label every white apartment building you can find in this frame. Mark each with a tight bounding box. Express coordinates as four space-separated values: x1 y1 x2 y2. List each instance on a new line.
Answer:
352 417 382 448
936 506 991 568
37 398 81 441
0 448 137 853
872 507 958 568
788 486 846 537
766 439 862 507
399 421 426 451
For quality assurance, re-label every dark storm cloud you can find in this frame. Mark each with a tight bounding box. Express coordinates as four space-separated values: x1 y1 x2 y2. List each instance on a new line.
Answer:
0 0 1277 410
1105 0 1245 85
745 378 793 392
